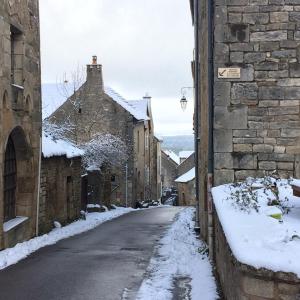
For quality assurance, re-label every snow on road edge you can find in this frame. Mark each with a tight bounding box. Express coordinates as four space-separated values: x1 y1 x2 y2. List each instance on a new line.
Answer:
0 207 135 270
136 207 218 300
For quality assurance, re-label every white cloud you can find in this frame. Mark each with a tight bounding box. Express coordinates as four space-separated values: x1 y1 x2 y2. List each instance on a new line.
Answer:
40 0 194 136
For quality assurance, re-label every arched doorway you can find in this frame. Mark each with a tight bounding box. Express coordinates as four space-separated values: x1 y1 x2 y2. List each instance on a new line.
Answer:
3 127 33 222
3 137 17 222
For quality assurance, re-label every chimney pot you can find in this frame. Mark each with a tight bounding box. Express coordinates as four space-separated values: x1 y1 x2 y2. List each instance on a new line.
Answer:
92 55 97 65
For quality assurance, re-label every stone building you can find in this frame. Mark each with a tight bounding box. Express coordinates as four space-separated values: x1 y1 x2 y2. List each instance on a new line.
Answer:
190 0 300 240
175 153 196 206
190 0 300 297
0 0 41 248
39 133 83 234
48 57 159 207
161 150 179 190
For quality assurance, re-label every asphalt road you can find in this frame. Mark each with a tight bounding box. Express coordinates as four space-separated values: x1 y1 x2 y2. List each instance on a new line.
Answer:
0 206 182 300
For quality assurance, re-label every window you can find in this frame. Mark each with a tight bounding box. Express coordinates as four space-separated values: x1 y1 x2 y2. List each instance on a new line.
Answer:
4 137 17 222
11 25 24 86
145 133 149 150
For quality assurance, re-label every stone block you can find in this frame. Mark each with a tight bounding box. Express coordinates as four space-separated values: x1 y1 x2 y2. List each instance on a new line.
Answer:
243 13 269 24
284 87 300 100
245 52 266 63
255 61 278 71
242 276 274 298
260 41 280 51
274 146 286 153
277 162 294 170
228 13 242 23
281 128 300 137
286 146 300 154
214 106 248 129
227 24 249 42
233 130 257 138
250 30 287 42
214 129 233 152
233 144 253 152
230 52 243 63
235 170 264 180
231 83 258 100
259 86 284 100
233 153 257 169
214 153 233 169
259 161 276 170
215 82 231 106
230 43 253 51
214 169 234 186
270 12 289 23
253 144 274 153
215 43 229 62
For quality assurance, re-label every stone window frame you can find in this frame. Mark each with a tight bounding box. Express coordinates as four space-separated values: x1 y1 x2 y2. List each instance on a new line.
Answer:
2 90 9 110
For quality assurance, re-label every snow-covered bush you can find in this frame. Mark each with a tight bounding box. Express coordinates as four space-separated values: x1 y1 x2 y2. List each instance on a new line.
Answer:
81 133 128 171
227 177 291 214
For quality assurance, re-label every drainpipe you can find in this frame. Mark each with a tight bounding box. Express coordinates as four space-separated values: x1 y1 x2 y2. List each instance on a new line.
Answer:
125 163 128 207
194 0 200 233
207 0 215 259
36 134 42 236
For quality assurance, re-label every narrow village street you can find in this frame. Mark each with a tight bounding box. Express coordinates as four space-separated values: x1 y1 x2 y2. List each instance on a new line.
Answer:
0 207 181 300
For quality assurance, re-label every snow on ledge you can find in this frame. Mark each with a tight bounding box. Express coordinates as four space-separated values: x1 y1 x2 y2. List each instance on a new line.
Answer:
212 179 300 277
0 207 134 270
42 132 84 159
3 216 28 232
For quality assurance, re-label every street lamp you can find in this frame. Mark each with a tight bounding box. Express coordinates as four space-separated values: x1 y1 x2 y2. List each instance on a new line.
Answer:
180 87 193 111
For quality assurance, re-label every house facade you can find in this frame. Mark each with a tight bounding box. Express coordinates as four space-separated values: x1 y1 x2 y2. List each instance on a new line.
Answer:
0 0 41 248
39 133 83 234
161 150 179 190
48 57 159 207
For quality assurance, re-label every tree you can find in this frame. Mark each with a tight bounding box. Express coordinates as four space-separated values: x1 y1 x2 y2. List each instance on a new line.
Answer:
81 133 129 171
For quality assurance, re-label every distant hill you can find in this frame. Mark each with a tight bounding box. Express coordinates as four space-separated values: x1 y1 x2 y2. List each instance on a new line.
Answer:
161 135 194 154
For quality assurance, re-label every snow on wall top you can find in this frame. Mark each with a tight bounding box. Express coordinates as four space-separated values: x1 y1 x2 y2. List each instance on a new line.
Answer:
42 83 149 122
175 167 195 183
42 132 84 159
212 179 300 277
163 149 180 165
179 150 194 159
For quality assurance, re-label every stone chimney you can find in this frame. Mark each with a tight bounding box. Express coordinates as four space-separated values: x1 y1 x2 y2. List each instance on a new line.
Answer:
86 55 103 90
143 93 151 102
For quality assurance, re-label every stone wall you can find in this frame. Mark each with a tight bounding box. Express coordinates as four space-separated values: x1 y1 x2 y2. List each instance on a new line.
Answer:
214 209 300 299
177 181 196 206
0 0 41 248
177 153 195 177
214 0 300 185
39 156 81 234
161 151 178 189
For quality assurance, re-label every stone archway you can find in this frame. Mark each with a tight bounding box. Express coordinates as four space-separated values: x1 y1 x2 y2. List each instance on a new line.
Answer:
3 126 34 221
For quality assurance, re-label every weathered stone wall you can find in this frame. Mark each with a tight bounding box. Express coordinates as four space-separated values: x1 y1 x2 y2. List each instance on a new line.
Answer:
39 156 81 234
214 209 300 299
161 151 178 189
177 153 195 177
214 0 300 185
0 0 41 248
177 181 196 206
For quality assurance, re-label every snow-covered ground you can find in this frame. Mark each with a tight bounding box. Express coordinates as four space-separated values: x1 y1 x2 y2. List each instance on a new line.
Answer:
137 207 218 300
212 177 300 277
0 207 134 270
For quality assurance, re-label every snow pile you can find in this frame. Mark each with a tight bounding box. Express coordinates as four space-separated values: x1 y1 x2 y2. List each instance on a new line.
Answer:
163 149 180 165
0 207 134 270
42 132 84 159
212 178 300 277
137 207 218 300
175 167 195 183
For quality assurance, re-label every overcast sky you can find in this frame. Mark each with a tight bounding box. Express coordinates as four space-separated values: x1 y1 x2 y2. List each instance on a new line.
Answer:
40 0 194 136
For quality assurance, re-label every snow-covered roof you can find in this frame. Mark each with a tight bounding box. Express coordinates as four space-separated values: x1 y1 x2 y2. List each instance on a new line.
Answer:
42 132 84 159
105 87 149 121
179 151 194 159
42 83 150 122
127 99 150 121
163 150 180 165
175 167 195 183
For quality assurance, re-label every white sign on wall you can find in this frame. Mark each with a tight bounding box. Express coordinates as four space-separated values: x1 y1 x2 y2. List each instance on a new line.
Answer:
218 68 241 79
